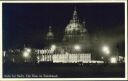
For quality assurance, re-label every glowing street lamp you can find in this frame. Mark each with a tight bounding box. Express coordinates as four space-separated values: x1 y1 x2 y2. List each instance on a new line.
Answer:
51 44 56 50
102 45 110 55
23 48 31 58
110 57 117 63
23 51 30 58
74 45 81 51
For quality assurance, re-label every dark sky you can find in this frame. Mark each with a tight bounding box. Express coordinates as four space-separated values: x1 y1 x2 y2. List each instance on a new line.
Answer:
3 3 125 50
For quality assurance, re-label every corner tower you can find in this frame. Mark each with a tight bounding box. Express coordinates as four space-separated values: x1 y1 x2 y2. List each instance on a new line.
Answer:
45 26 55 46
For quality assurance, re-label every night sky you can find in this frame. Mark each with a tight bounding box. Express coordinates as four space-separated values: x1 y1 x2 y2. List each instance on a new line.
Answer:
3 3 125 55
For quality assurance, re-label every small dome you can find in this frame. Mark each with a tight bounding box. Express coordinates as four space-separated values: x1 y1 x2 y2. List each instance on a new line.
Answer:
46 26 54 37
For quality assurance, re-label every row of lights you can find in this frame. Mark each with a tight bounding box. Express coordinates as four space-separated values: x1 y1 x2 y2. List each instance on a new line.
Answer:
22 44 117 63
51 44 81 51
22 44 81 58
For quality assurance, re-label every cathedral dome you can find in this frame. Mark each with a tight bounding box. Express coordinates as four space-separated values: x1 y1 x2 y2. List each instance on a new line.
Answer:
65 21 86 33
65 7 87 34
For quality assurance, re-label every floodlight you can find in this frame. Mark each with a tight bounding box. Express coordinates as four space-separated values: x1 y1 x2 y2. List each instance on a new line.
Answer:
74 45 81 51
102 45 110 55
23 51 30 58
51 44 56 50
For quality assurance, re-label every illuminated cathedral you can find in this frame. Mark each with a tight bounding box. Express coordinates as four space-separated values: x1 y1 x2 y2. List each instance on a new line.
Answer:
4 7 105 63
36 7 92 63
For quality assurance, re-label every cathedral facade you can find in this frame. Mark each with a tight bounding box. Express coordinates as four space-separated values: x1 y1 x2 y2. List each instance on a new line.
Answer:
37 7 92 63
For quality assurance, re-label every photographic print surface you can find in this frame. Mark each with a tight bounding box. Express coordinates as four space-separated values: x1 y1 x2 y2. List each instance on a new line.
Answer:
2 3 125 78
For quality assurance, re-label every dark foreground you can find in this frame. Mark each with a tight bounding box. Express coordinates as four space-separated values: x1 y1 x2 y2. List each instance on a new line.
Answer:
3 62 125 78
